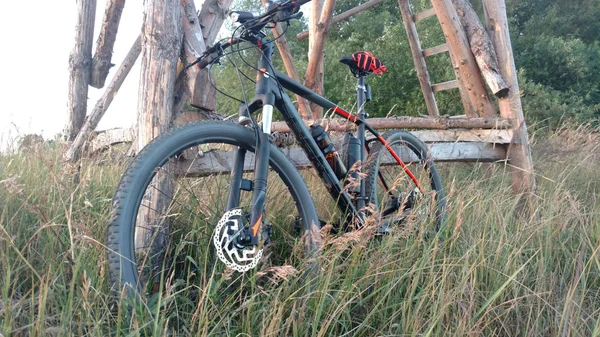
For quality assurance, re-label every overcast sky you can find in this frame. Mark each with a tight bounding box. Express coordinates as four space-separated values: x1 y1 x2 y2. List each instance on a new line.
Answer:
0 0 204 147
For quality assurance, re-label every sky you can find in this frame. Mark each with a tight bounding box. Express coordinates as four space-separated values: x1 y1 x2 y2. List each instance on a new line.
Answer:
0 0 197 147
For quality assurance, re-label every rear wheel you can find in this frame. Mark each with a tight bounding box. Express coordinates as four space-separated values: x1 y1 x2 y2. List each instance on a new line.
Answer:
106 121 320 301
364 131 445 237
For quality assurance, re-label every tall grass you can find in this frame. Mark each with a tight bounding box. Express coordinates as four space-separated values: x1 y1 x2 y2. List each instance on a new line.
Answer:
1 126 599 336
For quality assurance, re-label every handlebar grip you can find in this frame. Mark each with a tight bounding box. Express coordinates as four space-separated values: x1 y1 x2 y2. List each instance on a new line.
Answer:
197 57 212 69
294 0 311 7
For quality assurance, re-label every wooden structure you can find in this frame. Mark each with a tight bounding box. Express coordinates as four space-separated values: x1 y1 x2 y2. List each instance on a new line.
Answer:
64 0 535 209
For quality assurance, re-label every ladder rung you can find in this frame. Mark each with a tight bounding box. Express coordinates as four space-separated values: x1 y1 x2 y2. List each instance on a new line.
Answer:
414 7 437 23
432 80 459 92
423 43 449 57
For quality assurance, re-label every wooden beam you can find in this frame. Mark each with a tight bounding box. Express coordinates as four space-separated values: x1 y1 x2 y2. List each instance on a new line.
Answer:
430 0 496 117
90 0 126 88
414 7 437 22
432 79 459 92
451 0 508 98
271 116 515 133
90 128 135 153
398 0 439 116
66 0 97 141
483 0 536 209
180 0 207 111
297 0 385 41
65 36 142 161
422 43 449 57
175 142 507 176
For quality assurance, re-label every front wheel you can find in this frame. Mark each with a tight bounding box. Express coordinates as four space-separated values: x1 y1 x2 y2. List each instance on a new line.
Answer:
106 121 320 300
364 130 446 237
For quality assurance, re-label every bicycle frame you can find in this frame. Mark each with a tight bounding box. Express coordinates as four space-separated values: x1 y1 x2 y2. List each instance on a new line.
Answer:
224 39 423 245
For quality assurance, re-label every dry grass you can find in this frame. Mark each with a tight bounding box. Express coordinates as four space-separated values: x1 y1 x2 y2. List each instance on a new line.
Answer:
1 125 599 336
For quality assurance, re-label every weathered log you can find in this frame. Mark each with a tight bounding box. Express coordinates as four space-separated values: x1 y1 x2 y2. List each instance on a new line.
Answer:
297 0 385 41
90 0 126 88
137 0 182 148
483 0 536 208
65 36 142 161
90 128 135 153
66 0 97 141
451 0 508 98
175 142 507 176
262 0 312 119
271 116 515 133
430 0 496 117
397 0 439 117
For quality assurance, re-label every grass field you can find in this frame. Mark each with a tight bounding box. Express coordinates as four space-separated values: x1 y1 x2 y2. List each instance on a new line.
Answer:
1 125 599 336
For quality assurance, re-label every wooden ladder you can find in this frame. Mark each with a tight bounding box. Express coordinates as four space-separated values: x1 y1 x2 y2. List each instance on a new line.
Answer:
398 0 476 117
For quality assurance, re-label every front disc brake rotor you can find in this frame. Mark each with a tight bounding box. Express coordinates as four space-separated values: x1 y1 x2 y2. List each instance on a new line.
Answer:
213 208 263 272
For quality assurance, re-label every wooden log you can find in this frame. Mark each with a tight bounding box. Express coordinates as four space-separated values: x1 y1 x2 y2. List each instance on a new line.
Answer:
65 36 142 161
297 0 385 41
414 7 437 22
271 116 515 133
90 0 126 88
447 45 478 117
431 79 459 92
262 0 312 120
175 142 507 176
90 128 135 153
305 0 335 119
430 0 496 117
137 0 182 148
483 0 536 208
66 0 97 141
451 0 508 98
397 0 439 117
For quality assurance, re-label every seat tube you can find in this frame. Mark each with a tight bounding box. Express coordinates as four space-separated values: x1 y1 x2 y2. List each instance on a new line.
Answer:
356 76 367 213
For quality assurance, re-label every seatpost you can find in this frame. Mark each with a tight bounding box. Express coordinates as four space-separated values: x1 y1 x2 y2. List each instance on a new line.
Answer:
356 75 367 213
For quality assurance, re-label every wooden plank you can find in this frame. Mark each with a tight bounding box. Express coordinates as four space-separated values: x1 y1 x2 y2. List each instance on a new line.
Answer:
432 80 459 92
398 0 439 116
431 0 497 117
423 43 449 57
409 129 512 143
414 7 437 22
176 142 507 176
297 0 385 41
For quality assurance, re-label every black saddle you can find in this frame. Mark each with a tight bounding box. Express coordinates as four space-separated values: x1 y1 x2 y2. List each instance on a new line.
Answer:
339 56 373 77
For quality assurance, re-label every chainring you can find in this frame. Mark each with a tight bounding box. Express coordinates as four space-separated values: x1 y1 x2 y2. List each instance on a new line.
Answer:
213 208 263 272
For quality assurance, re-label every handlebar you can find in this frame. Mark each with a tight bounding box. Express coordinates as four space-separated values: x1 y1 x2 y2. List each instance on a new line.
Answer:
192 0 310 70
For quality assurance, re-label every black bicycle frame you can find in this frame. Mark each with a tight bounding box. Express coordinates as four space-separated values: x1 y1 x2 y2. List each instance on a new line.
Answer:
226 39 422 245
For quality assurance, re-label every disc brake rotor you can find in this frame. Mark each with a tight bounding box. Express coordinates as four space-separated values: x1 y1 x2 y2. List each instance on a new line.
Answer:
213 208 263 272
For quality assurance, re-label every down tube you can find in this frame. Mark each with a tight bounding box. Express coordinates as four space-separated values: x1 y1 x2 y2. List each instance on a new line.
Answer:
275 93 359 219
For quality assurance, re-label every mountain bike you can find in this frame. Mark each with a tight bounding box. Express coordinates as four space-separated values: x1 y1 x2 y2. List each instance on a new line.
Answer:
106 0 445 298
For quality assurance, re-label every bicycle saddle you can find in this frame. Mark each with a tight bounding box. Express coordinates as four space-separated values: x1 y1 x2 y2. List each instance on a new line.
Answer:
340 51 388 77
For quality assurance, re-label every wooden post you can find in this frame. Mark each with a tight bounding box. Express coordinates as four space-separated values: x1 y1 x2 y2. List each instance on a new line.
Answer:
90 0 126 88
134 0 183 270
483 0 536 211
430 0 496 117
66 0 97 141
397 0 439 117
137 0 182 148
65 37 142 161
305 0 335 119
450 0 508 97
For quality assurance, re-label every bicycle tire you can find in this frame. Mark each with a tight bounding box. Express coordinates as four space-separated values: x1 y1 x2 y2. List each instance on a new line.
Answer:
106 121 320 297
364 130 446 235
